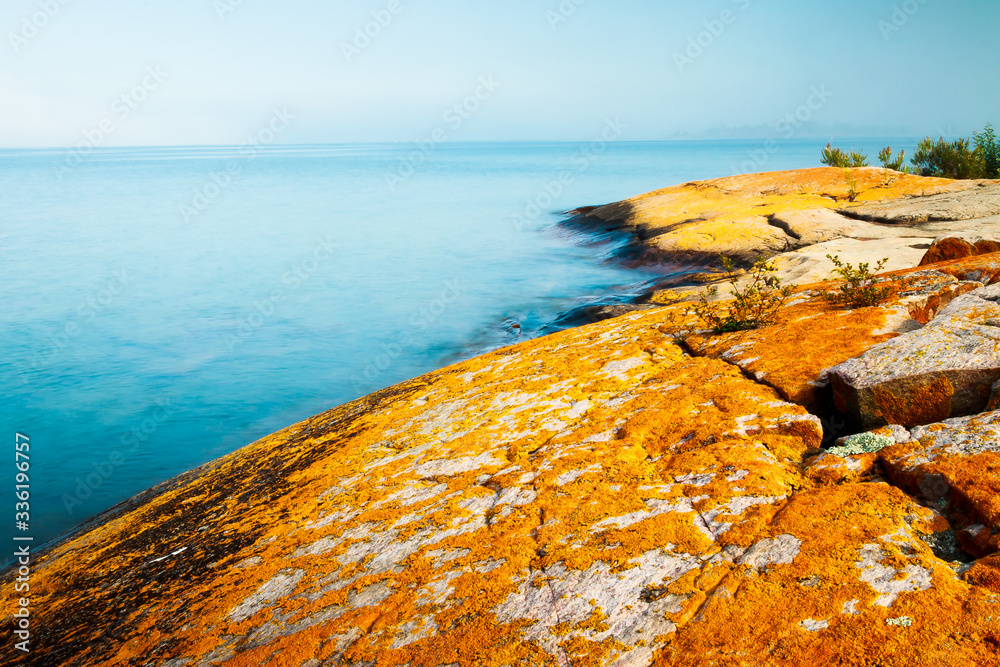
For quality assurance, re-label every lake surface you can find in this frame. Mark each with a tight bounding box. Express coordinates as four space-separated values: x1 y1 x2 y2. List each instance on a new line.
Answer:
0 138 921 558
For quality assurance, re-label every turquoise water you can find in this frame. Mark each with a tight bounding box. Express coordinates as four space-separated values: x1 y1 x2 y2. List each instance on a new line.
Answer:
0 138 920 560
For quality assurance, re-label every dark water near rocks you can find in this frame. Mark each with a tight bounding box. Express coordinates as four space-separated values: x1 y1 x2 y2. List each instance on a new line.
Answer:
0 138 920 558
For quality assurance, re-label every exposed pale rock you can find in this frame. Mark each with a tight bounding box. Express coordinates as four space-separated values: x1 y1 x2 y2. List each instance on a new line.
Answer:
842 182 1000 225
768 207 899 245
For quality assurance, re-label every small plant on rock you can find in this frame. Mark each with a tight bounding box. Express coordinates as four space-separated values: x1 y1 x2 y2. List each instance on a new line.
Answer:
689 256 792 333
823 254 894 308
878 146 910 173
844 169 860 202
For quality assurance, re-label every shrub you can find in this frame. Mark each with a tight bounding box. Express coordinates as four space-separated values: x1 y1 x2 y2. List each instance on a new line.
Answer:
878 146 909 173
823 254 894 308
844 169 860 202
821 144 869 168
911 136 980 179
973 123 1000 179
689 256 792 333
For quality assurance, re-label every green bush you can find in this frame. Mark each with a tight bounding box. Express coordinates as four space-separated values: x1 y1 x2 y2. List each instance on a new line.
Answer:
974 123 1000 179
821 144 869 168
911 136 981 179
878 146 909 173
823 255 894 308
689 256 792 333
820 125 1000 181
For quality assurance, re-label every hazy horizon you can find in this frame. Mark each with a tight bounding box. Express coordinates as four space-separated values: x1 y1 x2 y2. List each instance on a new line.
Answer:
2 0 997 148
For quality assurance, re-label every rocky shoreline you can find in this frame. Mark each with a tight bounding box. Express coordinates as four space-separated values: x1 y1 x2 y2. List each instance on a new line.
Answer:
562 167 1000 313
8 168 1000 666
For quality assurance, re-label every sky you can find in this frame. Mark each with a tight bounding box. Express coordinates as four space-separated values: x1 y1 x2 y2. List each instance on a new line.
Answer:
0 0 997 147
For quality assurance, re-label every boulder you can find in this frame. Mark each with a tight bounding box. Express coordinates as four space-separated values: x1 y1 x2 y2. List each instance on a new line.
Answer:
919 233 1000 266
828 284 1000 429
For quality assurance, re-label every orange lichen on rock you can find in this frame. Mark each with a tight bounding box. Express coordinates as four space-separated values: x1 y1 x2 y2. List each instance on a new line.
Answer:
879 411 1000 561
919 235 1000 266
7 248 1000 664
804 451 879 486
659 484 1000 667
657 268 981 412
0 308 834 667
918 251 1000 286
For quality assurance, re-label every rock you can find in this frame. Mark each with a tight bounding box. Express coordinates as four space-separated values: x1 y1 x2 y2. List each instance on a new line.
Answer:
13 170 1000 665
569 168 978 266
841 181 1000 225
769 207 912 246
878 410 1000 559
659 483 1000 666
828 284 1000 429
965 553 1000 593
919 233 1000 265
764 236 936 287
548 301 660 328
931 251 1000 286
1 309 830 666
667 269 980 411
804 451 879 486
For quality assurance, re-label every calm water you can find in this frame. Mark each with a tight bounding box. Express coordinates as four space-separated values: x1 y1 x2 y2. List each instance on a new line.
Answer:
0 138 919 559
